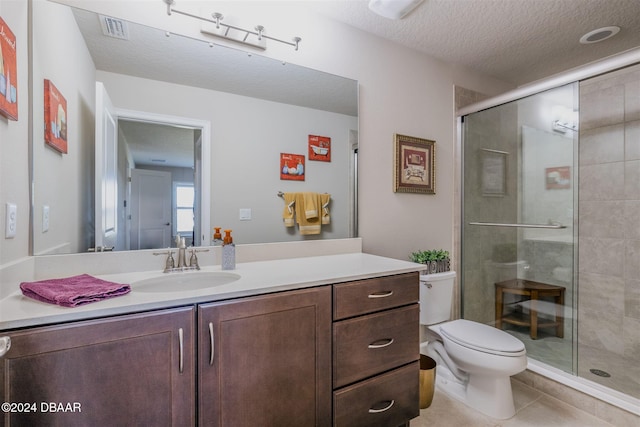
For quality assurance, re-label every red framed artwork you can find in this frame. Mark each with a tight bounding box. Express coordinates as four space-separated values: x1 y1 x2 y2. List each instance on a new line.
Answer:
0 17 18 120
44 79 68 153
308 135 331 162
280 153 305 181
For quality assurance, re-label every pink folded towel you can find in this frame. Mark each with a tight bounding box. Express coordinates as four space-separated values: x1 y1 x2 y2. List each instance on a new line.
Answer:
20 274 131 307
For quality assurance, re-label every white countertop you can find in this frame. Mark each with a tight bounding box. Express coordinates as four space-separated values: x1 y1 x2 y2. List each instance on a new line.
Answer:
0 253 423 330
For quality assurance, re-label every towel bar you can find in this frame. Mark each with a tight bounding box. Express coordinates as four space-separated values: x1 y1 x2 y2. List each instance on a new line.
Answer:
277 191 329 198
469 221 566 229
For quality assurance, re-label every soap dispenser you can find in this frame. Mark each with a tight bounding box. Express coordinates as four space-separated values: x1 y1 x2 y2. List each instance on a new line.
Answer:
221 229 236 270
213 227 223 246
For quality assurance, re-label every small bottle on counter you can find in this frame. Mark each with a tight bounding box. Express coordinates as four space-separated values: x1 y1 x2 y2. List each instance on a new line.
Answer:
221 229 236 270
212 227 223 246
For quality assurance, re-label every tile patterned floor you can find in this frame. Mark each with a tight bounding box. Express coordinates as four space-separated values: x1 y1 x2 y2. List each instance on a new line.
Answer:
506 327 639 400
410 379 620 427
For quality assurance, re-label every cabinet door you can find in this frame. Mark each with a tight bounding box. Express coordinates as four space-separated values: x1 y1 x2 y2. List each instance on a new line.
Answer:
1 307 195 427
199 287 332 427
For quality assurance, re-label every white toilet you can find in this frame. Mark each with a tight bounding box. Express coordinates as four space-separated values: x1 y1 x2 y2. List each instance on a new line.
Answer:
419 271 527 419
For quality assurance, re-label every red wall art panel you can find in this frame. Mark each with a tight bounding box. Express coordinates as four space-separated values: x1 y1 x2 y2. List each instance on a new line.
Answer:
280 153 305 181
44 79 68 154
0 17 18 120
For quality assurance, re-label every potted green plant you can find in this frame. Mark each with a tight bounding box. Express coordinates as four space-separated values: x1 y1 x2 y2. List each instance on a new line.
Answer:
410 249 450 273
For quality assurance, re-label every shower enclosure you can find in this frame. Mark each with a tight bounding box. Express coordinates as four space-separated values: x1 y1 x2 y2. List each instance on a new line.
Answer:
459 63 639 408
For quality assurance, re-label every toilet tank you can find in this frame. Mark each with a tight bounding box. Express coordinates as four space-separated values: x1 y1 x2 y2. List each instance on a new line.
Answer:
419 271 456 325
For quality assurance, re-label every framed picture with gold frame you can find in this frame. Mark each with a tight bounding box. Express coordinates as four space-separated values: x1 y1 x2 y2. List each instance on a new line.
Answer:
393 134 435 194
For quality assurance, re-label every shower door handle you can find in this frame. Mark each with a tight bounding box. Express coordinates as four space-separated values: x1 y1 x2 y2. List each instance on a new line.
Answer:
469 222 566 229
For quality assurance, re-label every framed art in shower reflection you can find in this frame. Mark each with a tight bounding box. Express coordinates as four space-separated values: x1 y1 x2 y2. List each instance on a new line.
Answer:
545 166 571 190
481 149 507 196
0 16 18 120
393 133 435 194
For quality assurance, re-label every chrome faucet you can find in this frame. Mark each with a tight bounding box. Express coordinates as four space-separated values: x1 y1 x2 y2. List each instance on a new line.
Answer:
176 237 187 269
154 246 209 273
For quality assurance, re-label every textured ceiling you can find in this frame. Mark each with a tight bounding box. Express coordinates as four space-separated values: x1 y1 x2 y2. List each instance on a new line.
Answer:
311 0 640 86
71 1 640 166
118 120 196 168
71 6 358 168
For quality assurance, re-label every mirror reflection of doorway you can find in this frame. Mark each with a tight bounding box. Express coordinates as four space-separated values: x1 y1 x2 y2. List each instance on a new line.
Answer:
95 83 210 252
118 119 202 251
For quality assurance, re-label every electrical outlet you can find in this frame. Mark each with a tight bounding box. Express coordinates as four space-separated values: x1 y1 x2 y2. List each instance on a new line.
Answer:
5 203 17 238
43 205 50 232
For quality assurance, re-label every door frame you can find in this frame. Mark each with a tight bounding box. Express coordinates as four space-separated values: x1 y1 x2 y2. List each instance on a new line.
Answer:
115 108 211 247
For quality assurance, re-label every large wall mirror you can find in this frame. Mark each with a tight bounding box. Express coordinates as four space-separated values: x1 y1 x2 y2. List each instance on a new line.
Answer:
30 0 358 255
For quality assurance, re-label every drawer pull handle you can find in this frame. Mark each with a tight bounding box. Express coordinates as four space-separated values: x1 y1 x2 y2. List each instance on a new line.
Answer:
208 322 215 366
368 290 393 299
368 338 394 349
369 399 395 414
178 328 184 373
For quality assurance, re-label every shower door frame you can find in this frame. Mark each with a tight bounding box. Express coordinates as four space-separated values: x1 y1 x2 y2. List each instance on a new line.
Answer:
455 48 640 415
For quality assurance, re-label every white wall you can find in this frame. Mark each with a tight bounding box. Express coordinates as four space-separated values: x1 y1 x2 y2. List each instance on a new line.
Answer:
31 0 96 255
0 0 29 265
97 70 356 244
64 0 513 260
1 0 513 266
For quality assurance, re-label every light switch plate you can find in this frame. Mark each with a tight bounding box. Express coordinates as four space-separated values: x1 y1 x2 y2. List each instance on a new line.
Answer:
239 208 252 221
5 203 17 238
43 205 50 232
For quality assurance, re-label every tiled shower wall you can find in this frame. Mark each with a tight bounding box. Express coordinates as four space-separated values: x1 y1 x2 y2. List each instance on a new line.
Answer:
578 64 640 364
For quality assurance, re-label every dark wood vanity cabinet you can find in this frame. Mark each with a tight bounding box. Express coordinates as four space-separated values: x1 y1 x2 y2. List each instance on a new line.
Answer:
333 272 420 427
198 286 332 427
0 272 419 427
0 307 196 427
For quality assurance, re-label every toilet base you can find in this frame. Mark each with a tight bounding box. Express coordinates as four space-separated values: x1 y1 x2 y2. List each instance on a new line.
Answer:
433 363 517 420
466 373 516 419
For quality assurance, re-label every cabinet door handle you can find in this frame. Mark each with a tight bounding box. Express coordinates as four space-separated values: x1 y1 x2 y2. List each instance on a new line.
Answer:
178 328 184 374
0 336 10 357
208 322 215 366
368 400 395 413
368 338 394 349
368 290 393 298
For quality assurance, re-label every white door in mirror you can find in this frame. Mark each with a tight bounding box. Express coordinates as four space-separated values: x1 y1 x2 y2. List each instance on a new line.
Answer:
5 203 16 238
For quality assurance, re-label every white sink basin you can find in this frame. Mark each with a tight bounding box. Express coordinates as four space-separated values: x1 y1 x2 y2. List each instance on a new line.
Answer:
133 271 241 293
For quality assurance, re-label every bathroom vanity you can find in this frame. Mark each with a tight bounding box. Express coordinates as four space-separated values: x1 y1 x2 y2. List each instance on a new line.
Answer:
0 250 422 426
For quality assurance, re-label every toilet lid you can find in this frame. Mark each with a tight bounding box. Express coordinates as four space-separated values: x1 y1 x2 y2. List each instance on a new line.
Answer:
439 319 526 356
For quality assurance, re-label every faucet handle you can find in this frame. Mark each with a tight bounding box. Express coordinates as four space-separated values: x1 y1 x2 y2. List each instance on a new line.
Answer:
188 248 209 270
154 249 175 272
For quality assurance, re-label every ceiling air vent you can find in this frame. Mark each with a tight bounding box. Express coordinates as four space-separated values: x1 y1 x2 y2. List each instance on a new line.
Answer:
99 15 130 40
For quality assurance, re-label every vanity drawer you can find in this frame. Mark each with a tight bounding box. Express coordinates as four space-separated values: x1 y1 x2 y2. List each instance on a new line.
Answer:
333 272 419 320
333 304 419 388
333 362 419 427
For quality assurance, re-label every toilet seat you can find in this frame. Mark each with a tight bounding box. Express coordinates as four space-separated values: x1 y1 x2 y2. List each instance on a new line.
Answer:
439 319 526 357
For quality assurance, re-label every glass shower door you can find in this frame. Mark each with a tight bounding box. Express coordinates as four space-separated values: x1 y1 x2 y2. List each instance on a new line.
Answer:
461 83 578 374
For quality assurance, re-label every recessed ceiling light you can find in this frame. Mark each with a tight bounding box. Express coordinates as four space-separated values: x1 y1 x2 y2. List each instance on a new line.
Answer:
579 26 620 44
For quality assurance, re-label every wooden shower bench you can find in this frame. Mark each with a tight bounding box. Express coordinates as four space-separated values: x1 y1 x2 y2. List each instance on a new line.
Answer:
495 279 565 340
